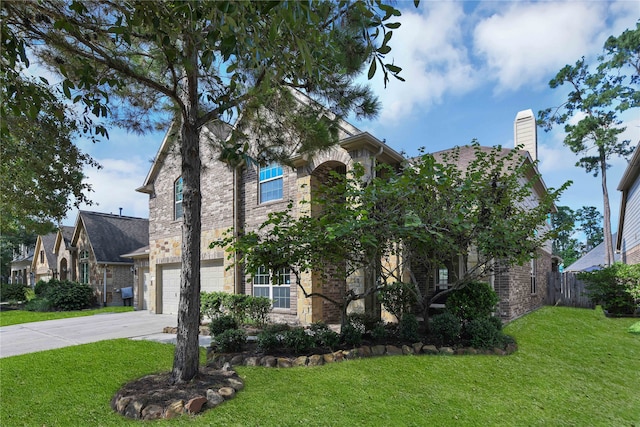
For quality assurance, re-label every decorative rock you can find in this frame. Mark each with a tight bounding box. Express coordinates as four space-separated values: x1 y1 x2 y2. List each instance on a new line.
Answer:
422 345 438 355
207 354 226 369
506 343 518 354
245 356 260 366
124 400 143 419
323 353 335 363
164 400 185 419
293 356 308 367
230 355 245 366
226 377 244 391
185 396 207 414
371 345 386 356
262 356 277 367
218 387 236 399
141 404 164 420
493 348 507 356
402 345 414 355
332 351 345 362
439 347 454 355
206 389 225 407
308 354 324 366
344 349 359 360
358 346 372 357
277 357 293 368
412 342 424 354
386 345 403 356
116 396 133 413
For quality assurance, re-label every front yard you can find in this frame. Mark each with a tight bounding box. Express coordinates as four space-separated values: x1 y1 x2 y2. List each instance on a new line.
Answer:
1 306 638 426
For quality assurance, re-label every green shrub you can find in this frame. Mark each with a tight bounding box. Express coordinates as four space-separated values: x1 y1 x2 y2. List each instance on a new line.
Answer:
24 298 52 312
200 291 225 321
430 311 461 346
488 315 503 331
347 312 382 334
209 314 238 336
447 281 499 322
256 329 282 352
34 280 49 297
578 263 640 316
282 328 315 353
245 296 271 326
225 294 251 324
310 322 340 350
340 323 362 347
211 328 246 353
465 317 502 349
399 313 420 342
0 283 29 302
44 280 96 311
378 282 417 321
371 322 389 341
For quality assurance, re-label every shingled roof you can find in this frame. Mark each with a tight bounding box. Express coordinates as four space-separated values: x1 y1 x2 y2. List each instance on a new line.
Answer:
73 211 149 264
40 232 57 267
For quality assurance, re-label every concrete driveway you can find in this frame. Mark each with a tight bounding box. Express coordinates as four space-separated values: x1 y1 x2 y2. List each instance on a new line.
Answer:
0 310 209 358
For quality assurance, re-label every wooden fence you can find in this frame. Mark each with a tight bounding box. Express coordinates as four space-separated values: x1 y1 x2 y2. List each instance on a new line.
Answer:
546 272 595 309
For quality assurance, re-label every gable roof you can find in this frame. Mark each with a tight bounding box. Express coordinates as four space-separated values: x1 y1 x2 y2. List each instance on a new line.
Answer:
53 225 74 254
616 142 640 251
429 145 556 212
31 232 57 270
71 211 149 264
565 233 621 272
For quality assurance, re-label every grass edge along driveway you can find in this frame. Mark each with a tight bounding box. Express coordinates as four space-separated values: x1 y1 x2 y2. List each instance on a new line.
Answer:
0 306 134 327
1 306 638 426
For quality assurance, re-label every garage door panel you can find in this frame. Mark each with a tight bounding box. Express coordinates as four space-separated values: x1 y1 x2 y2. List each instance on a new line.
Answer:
201 260 224 293
161 264 180 315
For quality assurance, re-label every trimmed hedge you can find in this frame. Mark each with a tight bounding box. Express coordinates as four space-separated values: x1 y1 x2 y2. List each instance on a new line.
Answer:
0 283 29 302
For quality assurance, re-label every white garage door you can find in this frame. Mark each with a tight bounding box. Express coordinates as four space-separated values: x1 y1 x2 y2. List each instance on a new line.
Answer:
201 260 224 293
161 260 224 314
161 264 181 315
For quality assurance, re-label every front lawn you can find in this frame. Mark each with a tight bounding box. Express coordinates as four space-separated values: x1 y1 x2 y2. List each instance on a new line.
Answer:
0 306 134 327
0 306 638 426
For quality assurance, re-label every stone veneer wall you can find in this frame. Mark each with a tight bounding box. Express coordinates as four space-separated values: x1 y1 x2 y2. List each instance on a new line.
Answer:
623 244 640 265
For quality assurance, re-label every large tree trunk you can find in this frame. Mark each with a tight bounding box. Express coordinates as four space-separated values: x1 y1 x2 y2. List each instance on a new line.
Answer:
171 36 202 384
600 153 615 266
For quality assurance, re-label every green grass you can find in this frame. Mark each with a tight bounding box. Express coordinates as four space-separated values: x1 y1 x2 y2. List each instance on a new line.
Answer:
630 321 640 334
1 306 638 426
0 306 134 327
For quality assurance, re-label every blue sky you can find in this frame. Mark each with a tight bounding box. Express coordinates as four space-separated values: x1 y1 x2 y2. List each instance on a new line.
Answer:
67 1 640 240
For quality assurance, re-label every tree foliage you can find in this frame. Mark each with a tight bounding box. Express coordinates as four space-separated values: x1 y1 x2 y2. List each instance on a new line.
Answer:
576 206 604 252
539 22 639 266
3 0 416 383
215 143 568 324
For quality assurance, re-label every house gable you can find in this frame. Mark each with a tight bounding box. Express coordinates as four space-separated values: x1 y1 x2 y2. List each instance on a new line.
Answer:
616 142 640 264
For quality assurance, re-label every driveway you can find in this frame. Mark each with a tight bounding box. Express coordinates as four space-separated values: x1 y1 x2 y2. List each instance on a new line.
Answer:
0 310 210 358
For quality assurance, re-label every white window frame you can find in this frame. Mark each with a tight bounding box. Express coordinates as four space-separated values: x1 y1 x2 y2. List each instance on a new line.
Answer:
530 256 537 294
81 262 90 284
259 164 283 203
174 177 183 220
253 266 291 309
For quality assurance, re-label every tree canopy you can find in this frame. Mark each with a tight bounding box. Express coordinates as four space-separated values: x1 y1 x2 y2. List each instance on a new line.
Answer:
3 0 417 383
539 22 639 266
216 143 568 324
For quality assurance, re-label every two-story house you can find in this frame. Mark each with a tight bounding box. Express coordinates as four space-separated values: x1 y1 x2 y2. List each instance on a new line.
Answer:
136 107 557 323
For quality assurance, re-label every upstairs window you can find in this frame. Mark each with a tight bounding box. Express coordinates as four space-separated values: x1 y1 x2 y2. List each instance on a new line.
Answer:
174 177 183 220
259 164 283 203
40 250 44 264
81 262 89 284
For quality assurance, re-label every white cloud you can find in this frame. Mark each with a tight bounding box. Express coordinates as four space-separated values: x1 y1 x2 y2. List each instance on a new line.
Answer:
371 2 478 122
64 157 150 225
473 1 607 92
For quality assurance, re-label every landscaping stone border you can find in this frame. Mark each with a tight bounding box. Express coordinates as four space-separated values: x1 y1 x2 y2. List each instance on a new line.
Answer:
206 341 518 369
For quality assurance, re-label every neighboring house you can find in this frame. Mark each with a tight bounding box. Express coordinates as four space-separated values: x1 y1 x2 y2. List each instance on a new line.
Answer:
70 211 149 306
136 107 557 323
9 244 34 286
566 233 621 272
616 142 640 264
53 226 75 281
122 245 151 310
31 232 57 283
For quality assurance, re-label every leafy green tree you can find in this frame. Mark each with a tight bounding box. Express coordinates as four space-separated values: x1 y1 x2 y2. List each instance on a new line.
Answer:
576 206 604 252
217 143 567 324
539 23 638 266
552 206 582 267
3 0 416 383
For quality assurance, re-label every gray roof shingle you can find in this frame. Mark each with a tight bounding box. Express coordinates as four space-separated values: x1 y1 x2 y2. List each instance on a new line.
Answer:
78 211 149 264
